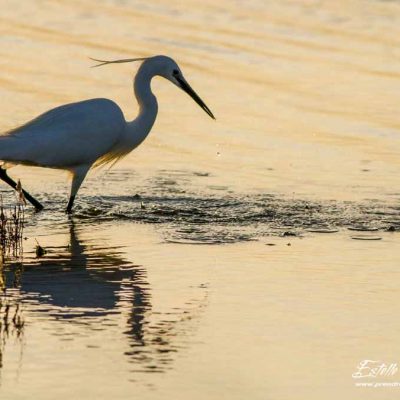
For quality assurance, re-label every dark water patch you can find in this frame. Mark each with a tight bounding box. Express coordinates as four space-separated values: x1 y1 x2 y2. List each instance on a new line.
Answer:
1 169 399 244
351 235 383 241
348 226 379 232
306 228 339 233
71 192 399 244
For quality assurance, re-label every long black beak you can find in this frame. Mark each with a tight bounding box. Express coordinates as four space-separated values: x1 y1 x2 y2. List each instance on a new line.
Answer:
176 76 215 120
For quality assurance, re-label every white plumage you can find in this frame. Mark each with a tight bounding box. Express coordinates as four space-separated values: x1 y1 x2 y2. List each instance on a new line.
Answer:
1 99 125 167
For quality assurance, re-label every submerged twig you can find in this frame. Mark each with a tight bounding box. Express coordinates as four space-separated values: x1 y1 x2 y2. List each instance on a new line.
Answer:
35 239 46 258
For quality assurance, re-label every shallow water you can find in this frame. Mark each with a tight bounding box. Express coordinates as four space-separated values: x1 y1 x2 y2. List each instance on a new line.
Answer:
0 0 400 399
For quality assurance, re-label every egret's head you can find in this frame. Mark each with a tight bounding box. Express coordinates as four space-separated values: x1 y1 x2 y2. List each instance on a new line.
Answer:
144 55 182 82
91 55 215 120
150 55 215 120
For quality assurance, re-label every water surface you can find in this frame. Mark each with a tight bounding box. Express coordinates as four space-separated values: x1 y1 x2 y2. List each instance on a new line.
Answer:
0 0 399 399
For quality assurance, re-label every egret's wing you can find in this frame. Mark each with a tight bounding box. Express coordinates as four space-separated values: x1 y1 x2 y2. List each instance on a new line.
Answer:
5 98 123 137
5 104 78 137
0 98 126 168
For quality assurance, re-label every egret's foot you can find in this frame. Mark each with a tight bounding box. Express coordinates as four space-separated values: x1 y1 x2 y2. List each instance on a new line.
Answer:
66 195 75 214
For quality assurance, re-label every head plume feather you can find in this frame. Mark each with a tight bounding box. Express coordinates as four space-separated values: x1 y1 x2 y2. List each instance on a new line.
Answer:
89 57 148 68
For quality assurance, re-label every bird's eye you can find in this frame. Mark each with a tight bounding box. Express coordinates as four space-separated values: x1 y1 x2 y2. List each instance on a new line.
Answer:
173 69 179 76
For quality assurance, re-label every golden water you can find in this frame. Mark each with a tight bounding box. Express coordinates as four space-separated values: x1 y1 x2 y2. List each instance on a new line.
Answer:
0 0 399 399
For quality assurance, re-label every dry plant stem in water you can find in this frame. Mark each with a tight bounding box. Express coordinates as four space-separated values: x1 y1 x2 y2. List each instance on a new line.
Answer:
0 199 26 370
0 198 25 259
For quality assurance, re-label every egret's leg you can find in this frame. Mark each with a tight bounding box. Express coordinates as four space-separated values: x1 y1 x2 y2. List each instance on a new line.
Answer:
66 195 76 213
66 165 90 213
0 167 44 211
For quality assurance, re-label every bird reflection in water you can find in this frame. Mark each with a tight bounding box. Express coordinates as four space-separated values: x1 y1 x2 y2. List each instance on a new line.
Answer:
0 221 207 374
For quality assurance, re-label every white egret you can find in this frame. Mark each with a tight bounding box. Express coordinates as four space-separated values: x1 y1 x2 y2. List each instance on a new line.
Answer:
0 55 215 212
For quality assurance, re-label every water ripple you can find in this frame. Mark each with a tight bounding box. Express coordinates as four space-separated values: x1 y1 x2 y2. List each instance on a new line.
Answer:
1 170 398 244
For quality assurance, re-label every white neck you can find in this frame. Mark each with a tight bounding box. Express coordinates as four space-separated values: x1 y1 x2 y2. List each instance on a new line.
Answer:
125 63 159 148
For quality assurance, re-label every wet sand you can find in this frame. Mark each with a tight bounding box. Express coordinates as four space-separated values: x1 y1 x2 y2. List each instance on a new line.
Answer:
0 0 400 399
